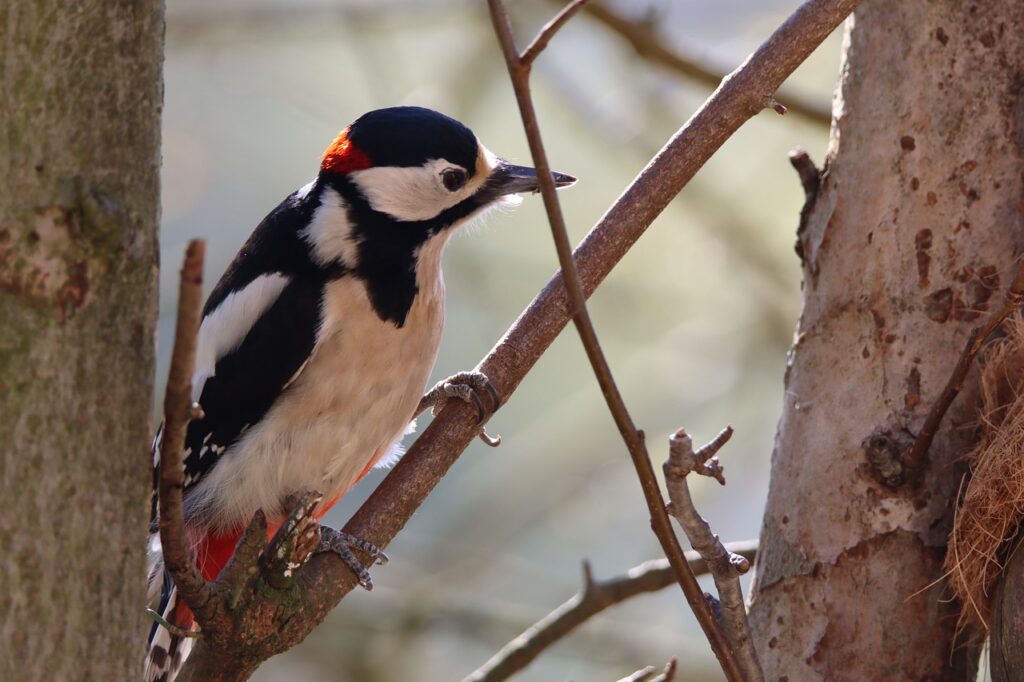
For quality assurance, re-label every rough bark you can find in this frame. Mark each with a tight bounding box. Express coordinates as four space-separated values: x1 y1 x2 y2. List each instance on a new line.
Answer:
749 1 1024 679
0 2 163 680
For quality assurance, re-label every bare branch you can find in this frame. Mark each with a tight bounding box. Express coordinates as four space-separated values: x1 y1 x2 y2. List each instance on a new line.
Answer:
665 430 763 682
158 240 216 621
488 0 748 676
521 0 591 67
574 1 832 127
463 541 757 682
904 262 1024 480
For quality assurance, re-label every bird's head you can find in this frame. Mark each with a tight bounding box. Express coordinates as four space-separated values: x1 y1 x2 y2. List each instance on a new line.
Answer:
318 106 575 233
302 106 574 326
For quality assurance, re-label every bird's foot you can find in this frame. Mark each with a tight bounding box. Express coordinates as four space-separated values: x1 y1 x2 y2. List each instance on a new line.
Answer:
316 526 388 591
417 371 502 447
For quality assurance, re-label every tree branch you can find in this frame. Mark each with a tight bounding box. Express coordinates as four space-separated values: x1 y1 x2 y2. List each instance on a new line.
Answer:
665 428 763 682
574 1 832 127
903 262 1024 480
158 239 215 622
463 541 757 682
487 0 745 677
521 0 591 66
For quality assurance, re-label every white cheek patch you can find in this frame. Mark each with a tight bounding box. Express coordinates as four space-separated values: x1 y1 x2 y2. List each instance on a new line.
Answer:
299 187 359 267
349 158 481 222
193 273 290 400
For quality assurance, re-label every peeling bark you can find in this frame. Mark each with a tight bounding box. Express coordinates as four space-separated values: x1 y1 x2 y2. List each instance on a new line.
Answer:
749 0 1024 679
0 2 163 680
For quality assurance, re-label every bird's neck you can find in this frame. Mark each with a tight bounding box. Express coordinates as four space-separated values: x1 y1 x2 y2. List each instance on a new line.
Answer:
314 176 448 328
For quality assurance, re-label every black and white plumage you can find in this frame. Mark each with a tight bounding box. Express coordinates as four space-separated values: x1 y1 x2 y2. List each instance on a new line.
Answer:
144 106 574 682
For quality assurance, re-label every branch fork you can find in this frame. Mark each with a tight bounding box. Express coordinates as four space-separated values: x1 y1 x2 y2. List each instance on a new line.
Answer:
664 427 763 681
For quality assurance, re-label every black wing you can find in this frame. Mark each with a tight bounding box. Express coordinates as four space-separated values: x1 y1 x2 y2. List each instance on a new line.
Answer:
150 183 337 526
180 275 323 490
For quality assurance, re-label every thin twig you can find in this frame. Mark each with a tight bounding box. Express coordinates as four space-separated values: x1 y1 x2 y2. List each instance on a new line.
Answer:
158 239 215 621
145 608 202 639
904 263 1024 480
521 0 591 66
664 429 764 682
618 658 678 682
572 0 832 127
463 541 757 682
488 1 744 678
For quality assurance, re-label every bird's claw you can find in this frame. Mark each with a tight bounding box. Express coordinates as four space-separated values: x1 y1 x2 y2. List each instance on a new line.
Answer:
316 526 388 591
419 371 502 446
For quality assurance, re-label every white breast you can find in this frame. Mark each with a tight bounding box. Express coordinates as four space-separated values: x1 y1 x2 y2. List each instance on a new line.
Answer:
188 238 448 533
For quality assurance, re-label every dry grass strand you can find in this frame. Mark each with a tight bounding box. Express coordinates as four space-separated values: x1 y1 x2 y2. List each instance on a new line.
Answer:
946 314 1024 629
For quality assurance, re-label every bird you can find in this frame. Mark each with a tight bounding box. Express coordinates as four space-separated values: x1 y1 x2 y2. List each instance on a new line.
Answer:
144 106 575 681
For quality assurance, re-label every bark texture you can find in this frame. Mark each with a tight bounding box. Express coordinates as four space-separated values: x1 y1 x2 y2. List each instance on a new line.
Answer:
749 1 1024 679
0 2 163 680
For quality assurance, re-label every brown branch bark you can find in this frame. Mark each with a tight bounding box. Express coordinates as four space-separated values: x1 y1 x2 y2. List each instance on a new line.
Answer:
664 429 763 682
487 0 742 678
574 1 833 127
178 0 863 676
158 239 215 618
464 542 758 682
521 0 591 66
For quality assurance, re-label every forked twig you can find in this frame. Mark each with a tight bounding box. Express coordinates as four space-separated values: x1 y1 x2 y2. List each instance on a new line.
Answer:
463 542 757 682
664 428 763 682
487 1 743 678
617 657 678 682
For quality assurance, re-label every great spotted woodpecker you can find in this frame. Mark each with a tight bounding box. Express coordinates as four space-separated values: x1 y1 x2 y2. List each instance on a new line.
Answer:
144 106 574 681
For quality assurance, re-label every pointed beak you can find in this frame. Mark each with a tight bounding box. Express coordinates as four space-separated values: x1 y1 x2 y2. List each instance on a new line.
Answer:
489 162 577 196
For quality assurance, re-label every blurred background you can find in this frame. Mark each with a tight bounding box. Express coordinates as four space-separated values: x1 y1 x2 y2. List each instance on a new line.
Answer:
158 0 841 679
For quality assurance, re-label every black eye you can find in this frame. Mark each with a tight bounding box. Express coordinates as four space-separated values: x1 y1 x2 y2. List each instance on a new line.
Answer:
441 168 467 192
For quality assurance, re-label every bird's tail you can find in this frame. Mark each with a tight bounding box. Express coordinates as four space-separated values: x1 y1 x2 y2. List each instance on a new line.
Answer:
145 540 198 682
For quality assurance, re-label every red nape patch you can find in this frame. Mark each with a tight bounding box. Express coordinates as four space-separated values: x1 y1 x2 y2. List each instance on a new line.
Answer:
321 128 373 175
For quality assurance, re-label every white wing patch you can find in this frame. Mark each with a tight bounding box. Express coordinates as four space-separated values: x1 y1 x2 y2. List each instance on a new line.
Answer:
192 273 291 400
299 187 360 267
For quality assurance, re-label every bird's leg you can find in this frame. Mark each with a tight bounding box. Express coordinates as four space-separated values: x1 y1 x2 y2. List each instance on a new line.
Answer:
417 371 502 446
316 526 389 591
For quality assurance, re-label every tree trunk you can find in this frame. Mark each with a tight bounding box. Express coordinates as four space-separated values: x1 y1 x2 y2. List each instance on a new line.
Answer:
749 0 1024 679
0 2 163 680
